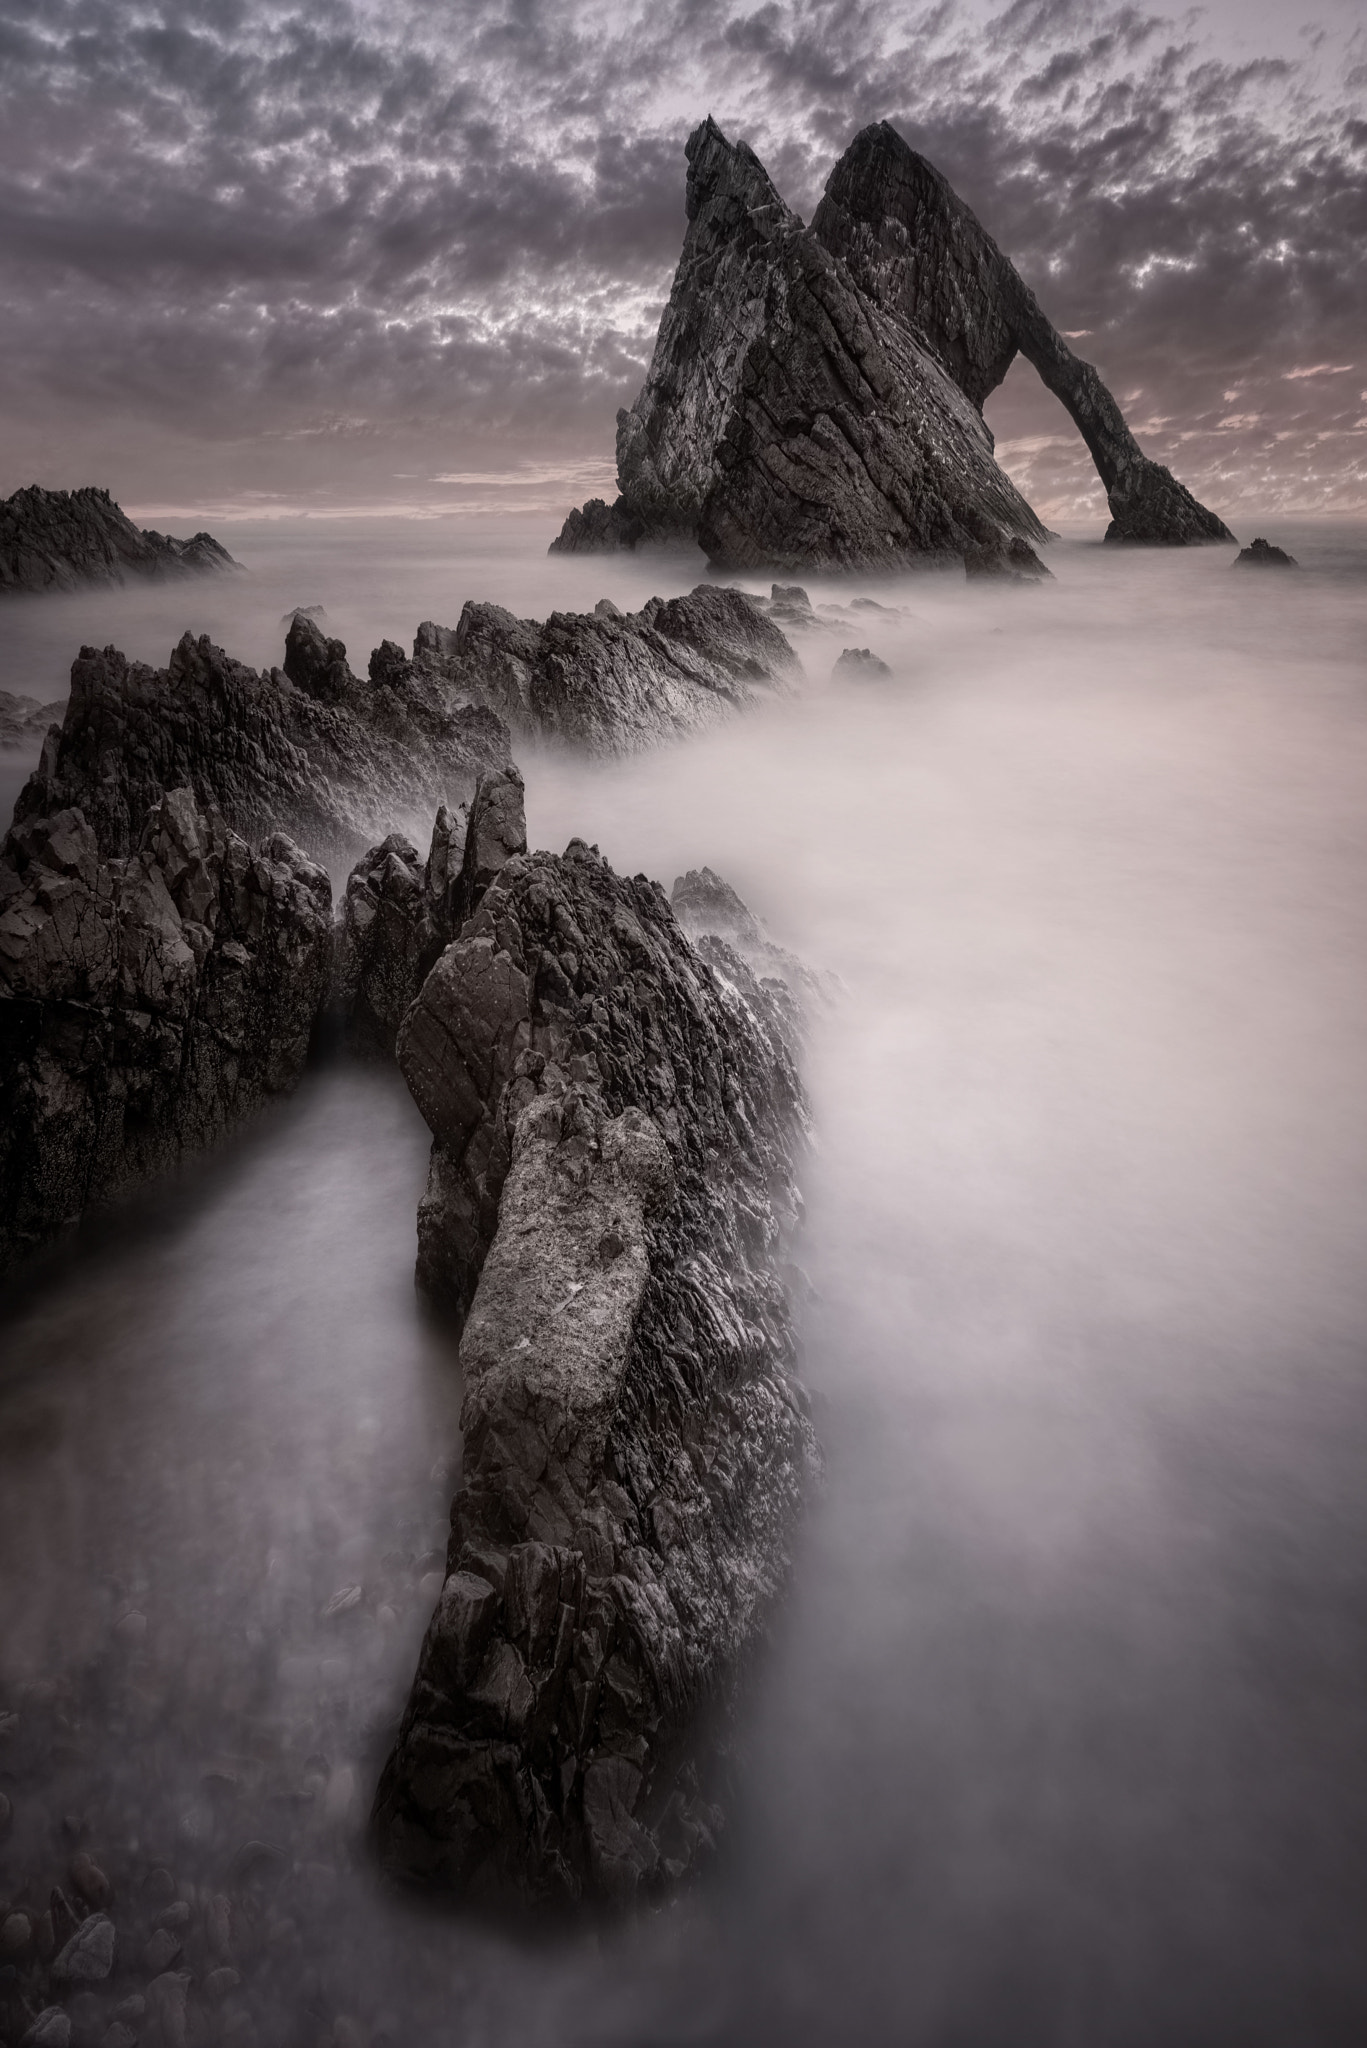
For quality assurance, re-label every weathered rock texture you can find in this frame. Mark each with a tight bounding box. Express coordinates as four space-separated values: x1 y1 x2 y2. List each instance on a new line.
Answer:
334 769 527 1056
408 584 798 755
373 839 817 1904
0 486 238 596
12 615 510 870
0 788 332 1273
554 118 1230 565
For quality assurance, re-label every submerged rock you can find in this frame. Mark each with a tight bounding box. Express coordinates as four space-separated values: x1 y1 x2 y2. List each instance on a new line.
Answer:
372 841 817 1904
12 617 511 869
410 584 798 756
0 486 238 596
1233 537 1297 567
0 787 332 1273
554 118 1229 566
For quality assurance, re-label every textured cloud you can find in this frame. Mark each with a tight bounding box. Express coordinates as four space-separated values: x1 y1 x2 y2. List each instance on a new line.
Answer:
0 0 1362 520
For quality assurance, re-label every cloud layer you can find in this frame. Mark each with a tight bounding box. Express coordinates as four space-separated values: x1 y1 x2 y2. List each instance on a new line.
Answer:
0 0 1363 522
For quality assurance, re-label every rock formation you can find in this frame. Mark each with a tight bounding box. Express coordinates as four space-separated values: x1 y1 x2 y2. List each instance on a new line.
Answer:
832 648 892 681
0 487 238 596
0 788 332 1273
553 118 1230 567
334 769 527 1056
11 613 511 871
407 584 798 755
1234 537 1297 567
372 824 818 1903
0 690 65 751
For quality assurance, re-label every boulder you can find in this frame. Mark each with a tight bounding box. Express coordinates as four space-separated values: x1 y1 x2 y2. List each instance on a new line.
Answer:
832 648 892 681
554 118 1231 565
12 622 511 869
0 787 332 1272
0 486 238 596
410 584 798 755
372 842 818 1903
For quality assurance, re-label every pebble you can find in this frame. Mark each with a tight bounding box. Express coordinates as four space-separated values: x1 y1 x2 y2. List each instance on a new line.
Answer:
0 1790 12 1841
100 2028 138 2048
22 2010 72 2048
53 1912 116 1983
0 1911 33 1960
205 1892 233 1959
68 1854 111 1911
141 1925 182 1974
322 1585 362 1620
141 1867 176 1910
146 1971 190 2048
203 1965 241 2004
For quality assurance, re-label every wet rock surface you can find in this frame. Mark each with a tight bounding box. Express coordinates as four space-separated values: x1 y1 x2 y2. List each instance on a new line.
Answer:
11 617 511 871
0 489 238 598
555 117 1229 565
1234 537 1297 567
0 788 332 1273
409 584 798 755
373 841 818 1904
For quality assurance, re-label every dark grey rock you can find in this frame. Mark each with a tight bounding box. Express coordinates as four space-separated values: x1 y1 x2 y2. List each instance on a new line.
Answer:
554 118 1230 564
832 648 892 681
1234 537 1297 567
11 623 511 871
0 486 238 596
21 2010 72 2048
373 841 817 1905
140 1927 182 1975
0 787 333 1274
334 768 527 1058
411 584 797 756
68 1856 110 1911
52 1913 116 1983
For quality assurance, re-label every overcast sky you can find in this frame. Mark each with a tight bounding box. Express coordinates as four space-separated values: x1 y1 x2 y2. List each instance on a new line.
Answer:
0 0 1363 525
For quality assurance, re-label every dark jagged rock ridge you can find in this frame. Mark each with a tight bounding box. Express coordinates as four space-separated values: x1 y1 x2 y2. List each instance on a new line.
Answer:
1234 537 1297 567
334 769 527 1057
0 690 65 750
554 120 1047 577
554 118 1230 564
811 123 1232 547
0 788 331 1274
373 823 818 1904
11 612 510 870
406 584 798 756
0 486 239 596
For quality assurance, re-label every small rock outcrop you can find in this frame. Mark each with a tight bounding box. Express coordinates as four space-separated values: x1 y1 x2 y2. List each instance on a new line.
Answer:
0 487 238 596
12 616 511 869
0 788 332 1273
0 690 65 750
554 118 1230 566
408 584 798 755
832 648 892 681
334 769 527 1056
372 837 817 1904
1233 537 1297 568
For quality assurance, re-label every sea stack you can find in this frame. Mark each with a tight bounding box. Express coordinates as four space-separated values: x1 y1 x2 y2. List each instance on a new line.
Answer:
553 118 1232 570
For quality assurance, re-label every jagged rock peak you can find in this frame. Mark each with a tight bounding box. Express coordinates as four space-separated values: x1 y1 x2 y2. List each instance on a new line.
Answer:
554 117 1233 564
0 485 239 597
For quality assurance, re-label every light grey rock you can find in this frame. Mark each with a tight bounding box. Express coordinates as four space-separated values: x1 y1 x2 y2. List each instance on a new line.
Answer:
0 486 238 597
373 840 818 1905
412 585 798 756
0 788 333 1273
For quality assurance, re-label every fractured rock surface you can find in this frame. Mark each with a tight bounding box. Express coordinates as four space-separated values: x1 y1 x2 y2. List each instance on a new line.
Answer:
373 839 817 1903
12 615 511 869
554 118 1230 566
0 486 238 597
409 584 798 755
0 788 332 1273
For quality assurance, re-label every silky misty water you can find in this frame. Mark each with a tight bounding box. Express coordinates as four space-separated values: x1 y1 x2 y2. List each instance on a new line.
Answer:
2 518 1366 2046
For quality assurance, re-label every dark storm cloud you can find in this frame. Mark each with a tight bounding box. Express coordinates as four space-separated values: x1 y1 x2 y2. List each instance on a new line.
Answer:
0 0 1363 514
